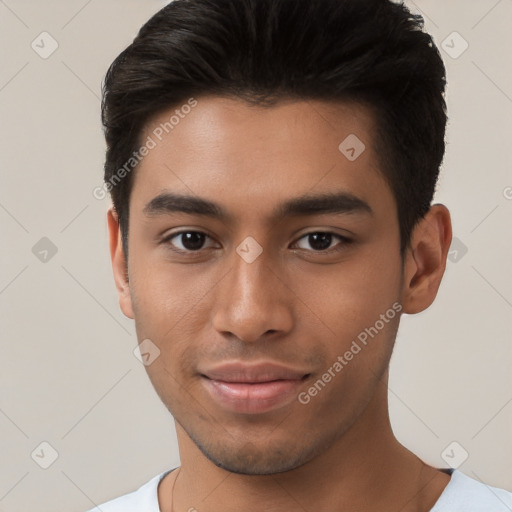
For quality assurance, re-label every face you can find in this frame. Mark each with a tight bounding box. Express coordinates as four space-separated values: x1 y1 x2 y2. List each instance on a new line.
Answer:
114 96 406 474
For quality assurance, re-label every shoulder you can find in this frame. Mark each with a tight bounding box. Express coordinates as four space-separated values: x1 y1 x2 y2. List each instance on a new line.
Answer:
431 469 512 511
85 470 174 512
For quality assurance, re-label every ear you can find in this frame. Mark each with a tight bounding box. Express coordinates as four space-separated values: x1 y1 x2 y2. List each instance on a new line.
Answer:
107 206 134 319
401 204 452 314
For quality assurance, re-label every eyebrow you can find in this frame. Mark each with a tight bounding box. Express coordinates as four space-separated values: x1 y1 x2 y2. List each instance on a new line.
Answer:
142 190 373 221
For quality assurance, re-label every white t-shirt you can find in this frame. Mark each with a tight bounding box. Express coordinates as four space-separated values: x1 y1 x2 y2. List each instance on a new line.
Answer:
87 467 512 511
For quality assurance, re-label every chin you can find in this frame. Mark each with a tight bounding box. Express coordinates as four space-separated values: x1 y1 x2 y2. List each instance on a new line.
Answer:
190 431 320 476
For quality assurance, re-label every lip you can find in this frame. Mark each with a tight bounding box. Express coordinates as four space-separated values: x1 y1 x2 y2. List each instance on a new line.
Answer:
200 362 310 414
201 361 308 383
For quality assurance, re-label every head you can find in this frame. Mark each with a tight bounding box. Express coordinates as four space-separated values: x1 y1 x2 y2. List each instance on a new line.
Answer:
103 0 452 475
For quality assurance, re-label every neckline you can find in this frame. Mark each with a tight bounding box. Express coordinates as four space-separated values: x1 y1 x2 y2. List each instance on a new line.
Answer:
155 467 457 511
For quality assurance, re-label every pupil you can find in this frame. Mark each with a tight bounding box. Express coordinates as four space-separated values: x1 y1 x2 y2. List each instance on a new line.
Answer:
309 233 331 251
182 232 205 250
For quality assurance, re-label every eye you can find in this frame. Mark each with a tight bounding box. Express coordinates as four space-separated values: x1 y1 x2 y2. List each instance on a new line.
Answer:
162 230 217 252
293 232 351 252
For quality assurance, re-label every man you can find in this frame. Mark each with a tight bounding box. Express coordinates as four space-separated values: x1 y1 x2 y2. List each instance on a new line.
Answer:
89 0 512 510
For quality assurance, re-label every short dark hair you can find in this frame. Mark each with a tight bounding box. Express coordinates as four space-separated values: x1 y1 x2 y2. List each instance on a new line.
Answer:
101 0 447 259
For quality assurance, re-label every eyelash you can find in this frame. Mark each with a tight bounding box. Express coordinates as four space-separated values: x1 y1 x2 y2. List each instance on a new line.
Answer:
160 230 352 255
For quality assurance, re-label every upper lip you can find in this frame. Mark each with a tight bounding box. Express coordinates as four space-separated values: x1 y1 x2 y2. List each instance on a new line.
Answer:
200 362 309 383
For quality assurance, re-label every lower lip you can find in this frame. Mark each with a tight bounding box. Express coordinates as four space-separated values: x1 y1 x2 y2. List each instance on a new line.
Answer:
201 376 306 414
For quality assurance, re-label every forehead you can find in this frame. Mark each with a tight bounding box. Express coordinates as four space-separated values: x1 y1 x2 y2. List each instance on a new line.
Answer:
131 95 393 219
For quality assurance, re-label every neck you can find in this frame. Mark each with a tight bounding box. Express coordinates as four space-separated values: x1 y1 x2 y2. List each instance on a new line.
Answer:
160 373 449 512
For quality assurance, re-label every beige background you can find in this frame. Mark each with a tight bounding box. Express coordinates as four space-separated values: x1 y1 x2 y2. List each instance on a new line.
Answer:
0 1 511 511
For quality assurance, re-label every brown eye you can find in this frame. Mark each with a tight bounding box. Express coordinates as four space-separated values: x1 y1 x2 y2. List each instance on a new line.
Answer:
294 232 351 252
163 231 216 252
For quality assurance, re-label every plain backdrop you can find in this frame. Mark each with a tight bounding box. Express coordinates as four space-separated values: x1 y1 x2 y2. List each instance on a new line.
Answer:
0 1 511 511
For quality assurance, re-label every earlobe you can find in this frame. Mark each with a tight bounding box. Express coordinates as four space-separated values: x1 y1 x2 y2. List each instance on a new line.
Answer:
401 204 452 314
106 206 135 319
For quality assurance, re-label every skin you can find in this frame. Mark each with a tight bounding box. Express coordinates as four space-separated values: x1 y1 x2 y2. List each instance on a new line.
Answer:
107 96 452 512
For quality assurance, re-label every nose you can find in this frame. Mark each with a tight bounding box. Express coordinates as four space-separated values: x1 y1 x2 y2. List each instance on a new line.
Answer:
211 248 294 343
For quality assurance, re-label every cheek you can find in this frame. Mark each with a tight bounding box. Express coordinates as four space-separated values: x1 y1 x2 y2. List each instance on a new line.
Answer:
296 269 401 411
294 251 401 340
129 251 210 325
129 257 219 374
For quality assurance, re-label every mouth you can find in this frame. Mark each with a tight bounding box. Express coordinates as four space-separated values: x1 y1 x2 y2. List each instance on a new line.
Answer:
199 362 311 414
